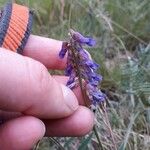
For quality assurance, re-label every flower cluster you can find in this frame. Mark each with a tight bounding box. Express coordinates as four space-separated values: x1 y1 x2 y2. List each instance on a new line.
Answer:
59 29 105 106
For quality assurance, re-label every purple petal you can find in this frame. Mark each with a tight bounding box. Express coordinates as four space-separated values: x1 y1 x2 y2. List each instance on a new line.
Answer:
89 80 99 86
66 72 76 86
86 38 96 46
84 60 99 70
71 31 96 46
59 49 67 58
72 32 86 42
66 78 75 86
86 83 94 91
92 91 105 102
86 84 105 104
59 42 68 59
65 64 73 76
88 73 102 82
79 50 89 60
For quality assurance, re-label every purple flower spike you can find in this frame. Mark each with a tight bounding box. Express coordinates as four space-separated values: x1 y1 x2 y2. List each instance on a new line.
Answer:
59 29 105 106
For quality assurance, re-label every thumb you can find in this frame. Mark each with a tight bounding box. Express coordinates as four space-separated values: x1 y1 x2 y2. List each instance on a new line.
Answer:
0 49 78 119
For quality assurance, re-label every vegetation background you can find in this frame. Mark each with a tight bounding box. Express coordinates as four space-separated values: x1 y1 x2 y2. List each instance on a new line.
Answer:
0 0 149 149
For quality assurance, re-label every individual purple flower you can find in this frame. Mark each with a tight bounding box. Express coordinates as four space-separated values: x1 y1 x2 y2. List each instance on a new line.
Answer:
86 84 104 105
59 29 105 106
66 71 76 87
84 60 100 70
65 64 73 76
70 29 96 46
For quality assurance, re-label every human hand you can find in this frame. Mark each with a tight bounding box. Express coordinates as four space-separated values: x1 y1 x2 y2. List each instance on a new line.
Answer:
0 35 94 150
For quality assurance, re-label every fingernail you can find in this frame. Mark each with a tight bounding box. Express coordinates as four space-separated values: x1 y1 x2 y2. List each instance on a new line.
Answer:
61 84 79 111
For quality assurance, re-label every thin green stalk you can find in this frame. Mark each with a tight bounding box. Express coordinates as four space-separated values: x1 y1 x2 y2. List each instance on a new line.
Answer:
71 47 104 150
68 0 73 30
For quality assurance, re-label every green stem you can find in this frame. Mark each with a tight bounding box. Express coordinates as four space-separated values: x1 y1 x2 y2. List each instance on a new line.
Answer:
71 47 104 150
68 0 73 29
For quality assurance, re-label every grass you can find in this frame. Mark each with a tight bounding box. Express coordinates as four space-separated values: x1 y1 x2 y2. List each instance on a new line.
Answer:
0 0 150 149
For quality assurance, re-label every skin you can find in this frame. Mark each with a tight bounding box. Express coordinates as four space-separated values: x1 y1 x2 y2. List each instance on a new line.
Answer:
0 35 94 150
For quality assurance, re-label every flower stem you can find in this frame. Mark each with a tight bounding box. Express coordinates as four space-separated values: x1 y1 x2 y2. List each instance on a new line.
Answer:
71 47 104 150
71 47 88 106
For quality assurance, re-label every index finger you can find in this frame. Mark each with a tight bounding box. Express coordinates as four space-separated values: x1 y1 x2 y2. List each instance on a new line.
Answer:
23 35 66 69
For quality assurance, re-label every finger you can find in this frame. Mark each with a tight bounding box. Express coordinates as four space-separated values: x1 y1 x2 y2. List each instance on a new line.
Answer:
0 49 78 119
45 106 94 136
0 116 45 150
53 75 84 105
23 35 66 69
0 75 85 122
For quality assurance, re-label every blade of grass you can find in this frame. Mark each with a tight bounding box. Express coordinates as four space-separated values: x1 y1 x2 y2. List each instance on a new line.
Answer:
118 111 140 150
